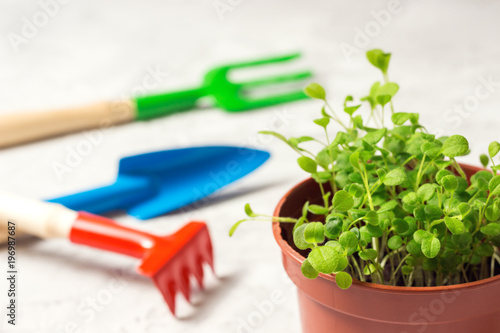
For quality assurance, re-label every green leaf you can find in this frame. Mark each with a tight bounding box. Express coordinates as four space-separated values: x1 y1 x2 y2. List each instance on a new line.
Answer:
480 154 490 168
336 256 349 272
304 83 326 100
352 115 365 128
489 175 500 195
229 219 247 236
388 235 403 250
424 205 443 221
401 217 417 238
304 222 325 244
314 117 330 128
332 131 349 146
359 227 372 244
308 204 329 215
297 156 317 173
294 224 313 250
452 233 472 250
444 216 465 235
363 128 387 144
436 170 452 184
441 135 469 158
402 265 413 275
456 177 468 193
417 184 435 202
476 243 494 257
325 217 343 239
316 149 333 169
301 259 319 279
343 96 361 115
349 183 365 198
391 112 411 126
366 224 383 237
378 200 398 213
421 236 441 258
244 203 256 217
489 141 500 158
364 210 379 226
343 95 353 107
406 239 421 255
302 201 310 217
377 82 399 97
478 177 490 191
392 218 409 234
349 151 360 170
366 49 391 74
288 136 315 149
363 263 376 275
308 246 339 274
391 112 419 126
335 271 352 289
344 105 361 116
485 204 500 221
358 248 377 260
332 190 354 212
325 240 342 251
402 192 417 205
413 205 426 222
458 202 471 218
421 142 442 158
376 94 391 106
293 216 306 234
383 168 407 186
339 231 358 254
413 230 432 244
377 167 387 178
481 223 500 237
441 175 458 192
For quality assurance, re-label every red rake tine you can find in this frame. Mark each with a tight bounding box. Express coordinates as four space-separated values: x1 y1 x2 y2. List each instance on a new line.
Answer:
70 212 214 316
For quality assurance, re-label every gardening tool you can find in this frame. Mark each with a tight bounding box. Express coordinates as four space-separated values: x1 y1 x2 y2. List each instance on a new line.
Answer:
0 190 213 315
48 146 270 220
0 53 312 148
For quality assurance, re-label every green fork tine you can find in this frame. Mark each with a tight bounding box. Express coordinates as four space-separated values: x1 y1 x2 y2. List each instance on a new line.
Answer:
240 71 312 89
219 53 302 69
204 53 312 112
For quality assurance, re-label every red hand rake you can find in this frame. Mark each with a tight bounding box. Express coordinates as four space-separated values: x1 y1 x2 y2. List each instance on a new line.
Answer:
0 191 214 316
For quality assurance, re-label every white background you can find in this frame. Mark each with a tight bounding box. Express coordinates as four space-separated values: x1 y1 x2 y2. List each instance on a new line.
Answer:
0 0 500 332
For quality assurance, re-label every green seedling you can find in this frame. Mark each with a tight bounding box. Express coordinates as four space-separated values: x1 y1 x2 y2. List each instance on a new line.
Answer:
231 49 500 290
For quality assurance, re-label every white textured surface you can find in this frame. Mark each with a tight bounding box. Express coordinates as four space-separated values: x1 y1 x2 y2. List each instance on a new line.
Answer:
1 0 500 332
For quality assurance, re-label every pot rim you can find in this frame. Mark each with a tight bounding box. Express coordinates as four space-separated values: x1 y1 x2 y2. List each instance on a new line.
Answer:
272 163 500 293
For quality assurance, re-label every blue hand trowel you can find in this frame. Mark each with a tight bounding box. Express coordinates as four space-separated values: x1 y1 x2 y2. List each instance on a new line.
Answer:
48 146 270 220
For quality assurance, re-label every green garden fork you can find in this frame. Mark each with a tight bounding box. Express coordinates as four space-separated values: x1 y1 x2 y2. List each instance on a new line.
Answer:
0 53 312 148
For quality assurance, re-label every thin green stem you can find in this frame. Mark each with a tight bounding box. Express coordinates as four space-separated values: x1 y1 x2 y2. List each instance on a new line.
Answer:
351 257 365 282
414 154 427 191
325 102 349 131
452 158 467 179
362 168 375 210
390 253 411 285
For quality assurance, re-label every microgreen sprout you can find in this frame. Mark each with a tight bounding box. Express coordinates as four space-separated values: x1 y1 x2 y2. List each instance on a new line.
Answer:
230 49 500 290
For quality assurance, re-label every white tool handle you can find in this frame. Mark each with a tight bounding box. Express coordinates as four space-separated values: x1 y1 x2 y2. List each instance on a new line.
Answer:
0 190 77 240
0 100 136 148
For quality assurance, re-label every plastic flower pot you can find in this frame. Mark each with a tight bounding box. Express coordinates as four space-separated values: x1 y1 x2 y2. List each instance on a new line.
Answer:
272 164 500 333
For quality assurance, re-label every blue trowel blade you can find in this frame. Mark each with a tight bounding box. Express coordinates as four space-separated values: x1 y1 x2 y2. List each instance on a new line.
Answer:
48 146 270 220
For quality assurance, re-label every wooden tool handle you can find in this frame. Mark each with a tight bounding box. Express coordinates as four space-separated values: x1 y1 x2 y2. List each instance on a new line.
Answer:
0 228 14 244
0 190 77 239
0 100 136 148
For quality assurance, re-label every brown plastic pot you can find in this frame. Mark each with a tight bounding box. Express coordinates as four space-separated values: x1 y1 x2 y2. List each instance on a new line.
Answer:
272 164 500 333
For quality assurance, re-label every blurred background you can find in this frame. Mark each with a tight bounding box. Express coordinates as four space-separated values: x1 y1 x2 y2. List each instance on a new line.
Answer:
0 0 499 332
